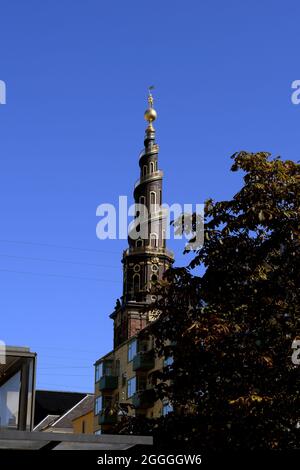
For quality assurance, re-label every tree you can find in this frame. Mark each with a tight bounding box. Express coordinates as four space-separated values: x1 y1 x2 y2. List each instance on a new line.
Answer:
116 151 300 451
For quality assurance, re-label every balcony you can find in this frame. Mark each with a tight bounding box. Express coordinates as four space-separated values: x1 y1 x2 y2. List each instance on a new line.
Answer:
138 144 159 159
124 246 174 260
99 375 118 391
132 389 156 409
133 352 155 372
134 170 163 189
98 411 118 425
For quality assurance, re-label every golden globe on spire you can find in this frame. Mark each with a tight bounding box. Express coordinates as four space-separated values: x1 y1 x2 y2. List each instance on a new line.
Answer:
144 86 157 132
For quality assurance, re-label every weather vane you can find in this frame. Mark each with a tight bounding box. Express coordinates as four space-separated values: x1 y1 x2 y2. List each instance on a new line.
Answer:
148 86 154 107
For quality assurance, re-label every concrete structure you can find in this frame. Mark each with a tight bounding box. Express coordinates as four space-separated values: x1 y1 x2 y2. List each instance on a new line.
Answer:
0 429 152 450
94 92 174 433
0 346 36 431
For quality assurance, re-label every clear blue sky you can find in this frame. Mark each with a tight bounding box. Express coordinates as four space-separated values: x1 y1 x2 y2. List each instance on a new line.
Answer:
0 0 299 393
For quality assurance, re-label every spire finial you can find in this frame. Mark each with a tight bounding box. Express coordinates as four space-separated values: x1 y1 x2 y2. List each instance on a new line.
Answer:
148 85 154 108
144 86 157 132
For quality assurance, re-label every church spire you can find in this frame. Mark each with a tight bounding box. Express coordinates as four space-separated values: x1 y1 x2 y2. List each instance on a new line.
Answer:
144 87 157 132
111 90 174 348
144 87 157 147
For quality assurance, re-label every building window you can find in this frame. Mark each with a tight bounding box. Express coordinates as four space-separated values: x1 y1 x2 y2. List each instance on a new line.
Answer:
150 162 154 173
127 376 137 398
164 356 174 367
97 360 113 379
128 339 137 362
162 402 173 416
95 396 102 415
143 165 147 176
136 239 143 247
95 363 103 382
82 420 85 434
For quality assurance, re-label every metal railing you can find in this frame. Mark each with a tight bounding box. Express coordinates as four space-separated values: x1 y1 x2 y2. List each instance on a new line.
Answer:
134 170 163 189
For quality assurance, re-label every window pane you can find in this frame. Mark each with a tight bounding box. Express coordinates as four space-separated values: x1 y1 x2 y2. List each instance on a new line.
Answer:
162 403 173 416
0 371 21 429
127 377 136 398
128 340 137 362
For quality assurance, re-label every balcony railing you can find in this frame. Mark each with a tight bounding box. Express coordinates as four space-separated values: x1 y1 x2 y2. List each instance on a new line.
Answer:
132 389 156 409
99 375 118 391
134 170 163 189
138 144 159 159
124 246 173 258
132 351 155 372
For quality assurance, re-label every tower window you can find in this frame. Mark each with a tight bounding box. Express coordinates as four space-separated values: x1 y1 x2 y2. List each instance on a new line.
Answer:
143 165 147 177
136 239 143 247
150 162 155 173
133 273 140 291
150 191 156 206
139 196 146 214
150 233 158 248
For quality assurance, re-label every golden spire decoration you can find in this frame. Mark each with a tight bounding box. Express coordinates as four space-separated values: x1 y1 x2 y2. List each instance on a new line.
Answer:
144 86 157 131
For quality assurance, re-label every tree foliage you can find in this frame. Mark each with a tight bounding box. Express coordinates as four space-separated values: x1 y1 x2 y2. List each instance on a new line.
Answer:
117 151 300 451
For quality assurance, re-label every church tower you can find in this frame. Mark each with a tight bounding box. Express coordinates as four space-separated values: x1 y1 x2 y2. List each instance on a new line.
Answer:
110 90 174 347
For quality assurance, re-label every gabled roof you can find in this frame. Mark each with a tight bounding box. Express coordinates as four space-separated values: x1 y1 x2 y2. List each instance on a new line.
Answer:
33 415 60 432
34 390 87 425
51 394 94 429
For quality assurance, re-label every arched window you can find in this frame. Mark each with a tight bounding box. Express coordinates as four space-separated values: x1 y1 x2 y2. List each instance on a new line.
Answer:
139 196 146 215
133 273 140 292
143 165 147 177
155 161 158 170
151 274 158 283
150 233 158 248
150 162 155 173
136 239 143 247
150 191 156 206
159 190 162 205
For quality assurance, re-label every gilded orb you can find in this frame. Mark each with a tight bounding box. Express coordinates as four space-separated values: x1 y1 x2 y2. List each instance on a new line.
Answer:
144 107 157 123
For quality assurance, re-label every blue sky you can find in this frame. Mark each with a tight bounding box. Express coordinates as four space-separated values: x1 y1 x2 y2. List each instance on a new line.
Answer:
0 0 299 393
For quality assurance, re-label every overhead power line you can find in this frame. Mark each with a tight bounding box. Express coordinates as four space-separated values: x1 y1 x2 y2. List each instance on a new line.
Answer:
0 238 120 254
0 253 119 269
0 268 120 283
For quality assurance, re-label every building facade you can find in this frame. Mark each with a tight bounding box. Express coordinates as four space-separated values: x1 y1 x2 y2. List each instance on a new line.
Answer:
94 92 174 434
